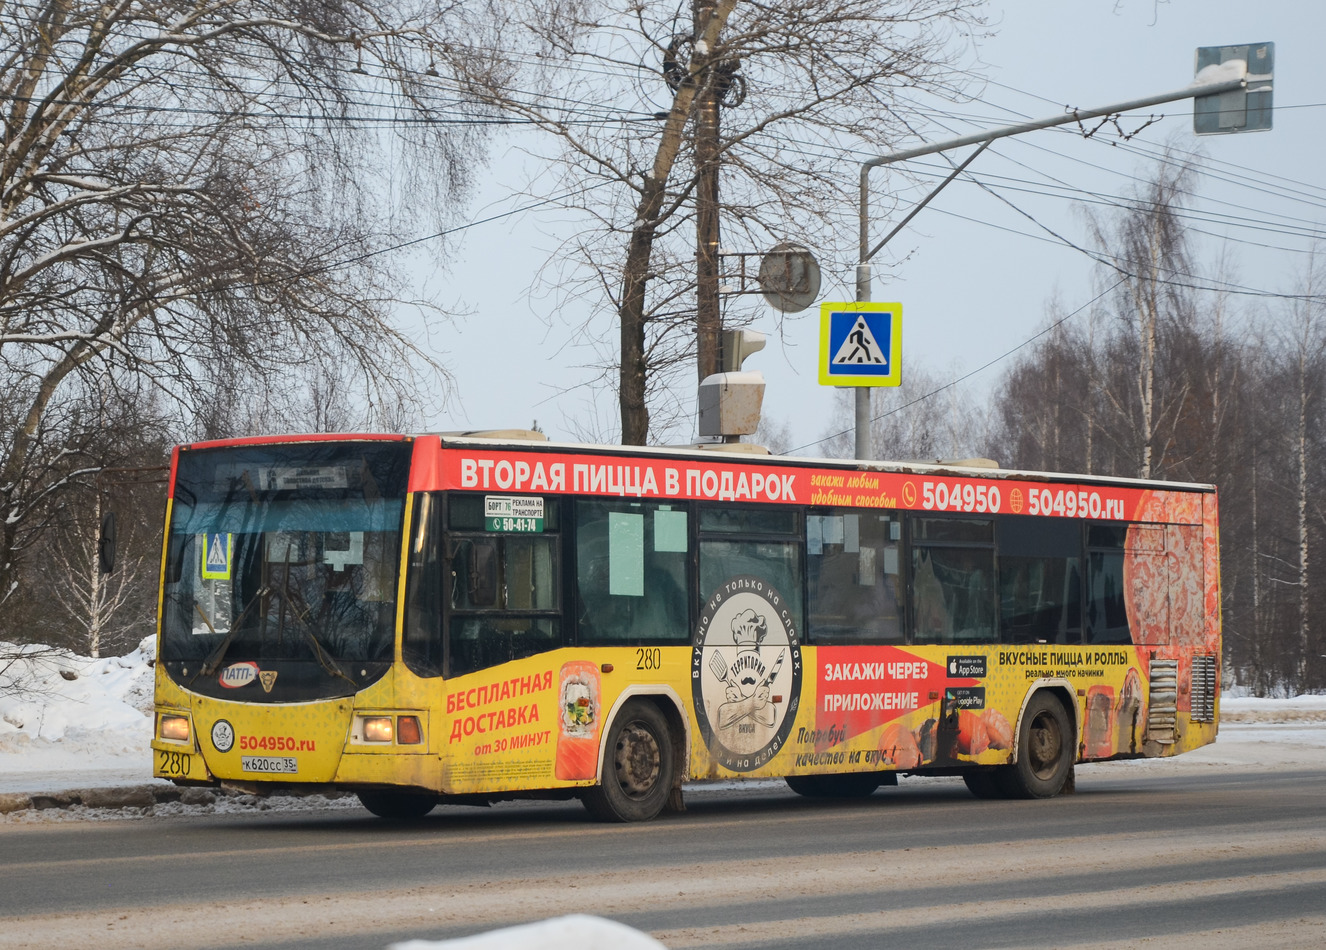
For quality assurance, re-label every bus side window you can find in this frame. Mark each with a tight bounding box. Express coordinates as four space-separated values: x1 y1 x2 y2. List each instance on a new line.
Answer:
575 501 689 644
403 492 445 677
910 517 996 645
697 504 803 640
445 495 563 677
806 510 904 643
997 515 1083 645
1086 525 1130 644
467 539 499 607
448 537 498 609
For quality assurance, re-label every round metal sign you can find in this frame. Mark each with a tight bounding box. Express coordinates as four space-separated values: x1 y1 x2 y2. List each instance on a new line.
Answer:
758 242 821 314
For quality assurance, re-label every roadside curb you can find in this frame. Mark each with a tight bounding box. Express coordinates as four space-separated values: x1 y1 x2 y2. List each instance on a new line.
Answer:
1222 709 1326 723
1 784 215 815
0 784 350 816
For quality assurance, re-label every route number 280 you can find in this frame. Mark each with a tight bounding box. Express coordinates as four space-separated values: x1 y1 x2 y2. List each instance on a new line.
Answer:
636 647 662 670
157 750 192 777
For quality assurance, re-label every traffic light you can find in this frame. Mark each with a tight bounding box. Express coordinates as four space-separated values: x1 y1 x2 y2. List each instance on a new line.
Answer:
699 328 766 440
719 328 766 373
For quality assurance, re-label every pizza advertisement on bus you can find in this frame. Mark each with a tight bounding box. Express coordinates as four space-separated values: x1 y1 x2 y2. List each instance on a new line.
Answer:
691 576 803 773
153 432 1222 822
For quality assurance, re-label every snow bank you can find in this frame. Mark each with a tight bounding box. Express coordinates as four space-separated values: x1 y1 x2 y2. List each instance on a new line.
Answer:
390 915 666 950
0 636 156 781
1220 694 1326 722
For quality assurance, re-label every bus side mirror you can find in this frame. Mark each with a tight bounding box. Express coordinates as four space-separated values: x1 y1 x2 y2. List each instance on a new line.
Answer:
164 535 183 583
98 511 117 574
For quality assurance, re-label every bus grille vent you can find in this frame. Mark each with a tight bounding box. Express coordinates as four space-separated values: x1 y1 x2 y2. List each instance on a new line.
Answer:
1190 655 1217 722
1146 659 1179 743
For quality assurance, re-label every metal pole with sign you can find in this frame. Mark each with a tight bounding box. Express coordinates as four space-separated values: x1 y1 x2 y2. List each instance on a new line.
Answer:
819 296 902 461
849 45 1271 460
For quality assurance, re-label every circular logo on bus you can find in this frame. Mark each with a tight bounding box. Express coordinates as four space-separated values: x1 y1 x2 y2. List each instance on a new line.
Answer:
211 719 235 753
691 575 802 773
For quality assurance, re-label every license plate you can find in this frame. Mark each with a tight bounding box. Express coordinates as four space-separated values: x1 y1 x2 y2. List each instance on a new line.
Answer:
241 755 297 774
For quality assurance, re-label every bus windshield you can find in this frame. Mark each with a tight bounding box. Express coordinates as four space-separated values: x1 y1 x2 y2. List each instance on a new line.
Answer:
159 440 411 702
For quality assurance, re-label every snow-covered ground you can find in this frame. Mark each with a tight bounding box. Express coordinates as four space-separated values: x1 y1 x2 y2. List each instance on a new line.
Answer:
3 636 1326 801
0 637 159 794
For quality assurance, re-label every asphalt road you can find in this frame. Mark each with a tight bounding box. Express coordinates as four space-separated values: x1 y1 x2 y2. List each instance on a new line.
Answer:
2 763 1324 950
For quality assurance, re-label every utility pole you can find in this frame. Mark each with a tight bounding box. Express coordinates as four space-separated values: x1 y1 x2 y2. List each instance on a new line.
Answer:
694 0 721 383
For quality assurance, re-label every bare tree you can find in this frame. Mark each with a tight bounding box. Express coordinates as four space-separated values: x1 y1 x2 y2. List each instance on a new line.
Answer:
482 0 987 444
1278 259 1326 689
821 361 988 462
47 489 152 658
991 303 1097 473
1087 157 1199 479
0 1 508 608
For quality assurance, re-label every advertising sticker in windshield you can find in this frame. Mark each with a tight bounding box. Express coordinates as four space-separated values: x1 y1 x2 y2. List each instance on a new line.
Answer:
485 495 544 533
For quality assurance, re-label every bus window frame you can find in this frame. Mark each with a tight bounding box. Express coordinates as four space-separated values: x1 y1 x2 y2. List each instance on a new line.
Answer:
804 506 905 645
1085 520 1134 646
906 513 998 646
569 498 696 647
995 515 1085 646
696 502 805 640
441 491 565 678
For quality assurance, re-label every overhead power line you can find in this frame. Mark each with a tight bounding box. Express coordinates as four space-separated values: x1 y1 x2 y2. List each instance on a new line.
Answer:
784 278 1128 457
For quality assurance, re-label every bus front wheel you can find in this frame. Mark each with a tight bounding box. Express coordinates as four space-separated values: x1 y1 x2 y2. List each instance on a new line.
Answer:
999 693 1074 799
582 700 675 822
356 790 438 820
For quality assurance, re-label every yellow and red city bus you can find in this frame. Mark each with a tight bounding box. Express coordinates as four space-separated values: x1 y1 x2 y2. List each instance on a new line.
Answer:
151 430 1220 820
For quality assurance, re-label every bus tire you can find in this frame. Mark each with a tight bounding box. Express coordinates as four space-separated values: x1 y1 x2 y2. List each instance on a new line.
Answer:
1000 692 1074 799
785 773 883 798
356 790 439 819
962 769 1006 799
582 700 675 822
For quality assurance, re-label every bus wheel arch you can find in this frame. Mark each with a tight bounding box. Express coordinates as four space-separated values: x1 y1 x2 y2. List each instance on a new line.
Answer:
583 693 683 822
1000 686 1077 799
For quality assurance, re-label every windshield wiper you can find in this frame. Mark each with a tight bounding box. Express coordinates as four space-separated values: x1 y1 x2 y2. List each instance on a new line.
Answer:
196 589 268 680
276 578 359 689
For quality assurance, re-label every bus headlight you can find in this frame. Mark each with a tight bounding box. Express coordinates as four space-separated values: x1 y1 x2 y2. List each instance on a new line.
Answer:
361 716 394 742
159 714 191 742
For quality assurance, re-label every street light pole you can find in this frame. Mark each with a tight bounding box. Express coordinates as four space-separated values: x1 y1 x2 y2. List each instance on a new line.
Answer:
854 263 872 461
852 69 1250 461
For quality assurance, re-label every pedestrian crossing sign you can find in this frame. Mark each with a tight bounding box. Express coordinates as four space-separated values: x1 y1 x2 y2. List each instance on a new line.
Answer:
200 532 233 580
818 301 902 387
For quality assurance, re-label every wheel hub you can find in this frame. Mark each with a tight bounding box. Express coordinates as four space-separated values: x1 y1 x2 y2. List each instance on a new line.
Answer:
1028 713 1063 779
615 723 661 798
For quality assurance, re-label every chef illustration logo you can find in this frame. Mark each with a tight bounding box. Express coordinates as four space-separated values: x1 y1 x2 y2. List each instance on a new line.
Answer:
692 575 802 772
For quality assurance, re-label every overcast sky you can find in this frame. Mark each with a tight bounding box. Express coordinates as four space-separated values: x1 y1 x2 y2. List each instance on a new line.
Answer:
415 0 1321 457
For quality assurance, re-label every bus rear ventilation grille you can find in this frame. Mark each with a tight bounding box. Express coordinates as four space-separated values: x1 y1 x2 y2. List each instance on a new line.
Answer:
1147 659 1179 744
1190 655 1217 723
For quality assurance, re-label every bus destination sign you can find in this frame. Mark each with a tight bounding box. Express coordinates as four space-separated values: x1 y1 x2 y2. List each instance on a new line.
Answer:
485 494 544 533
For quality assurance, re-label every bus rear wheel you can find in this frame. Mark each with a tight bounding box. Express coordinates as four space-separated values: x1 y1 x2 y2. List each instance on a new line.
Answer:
356 790 438 820
999 693 1074 799
582 700 675 822
785 773 884 798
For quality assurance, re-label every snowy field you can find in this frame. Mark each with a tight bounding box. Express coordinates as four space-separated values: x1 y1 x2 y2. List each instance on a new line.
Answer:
3 636 1326 802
